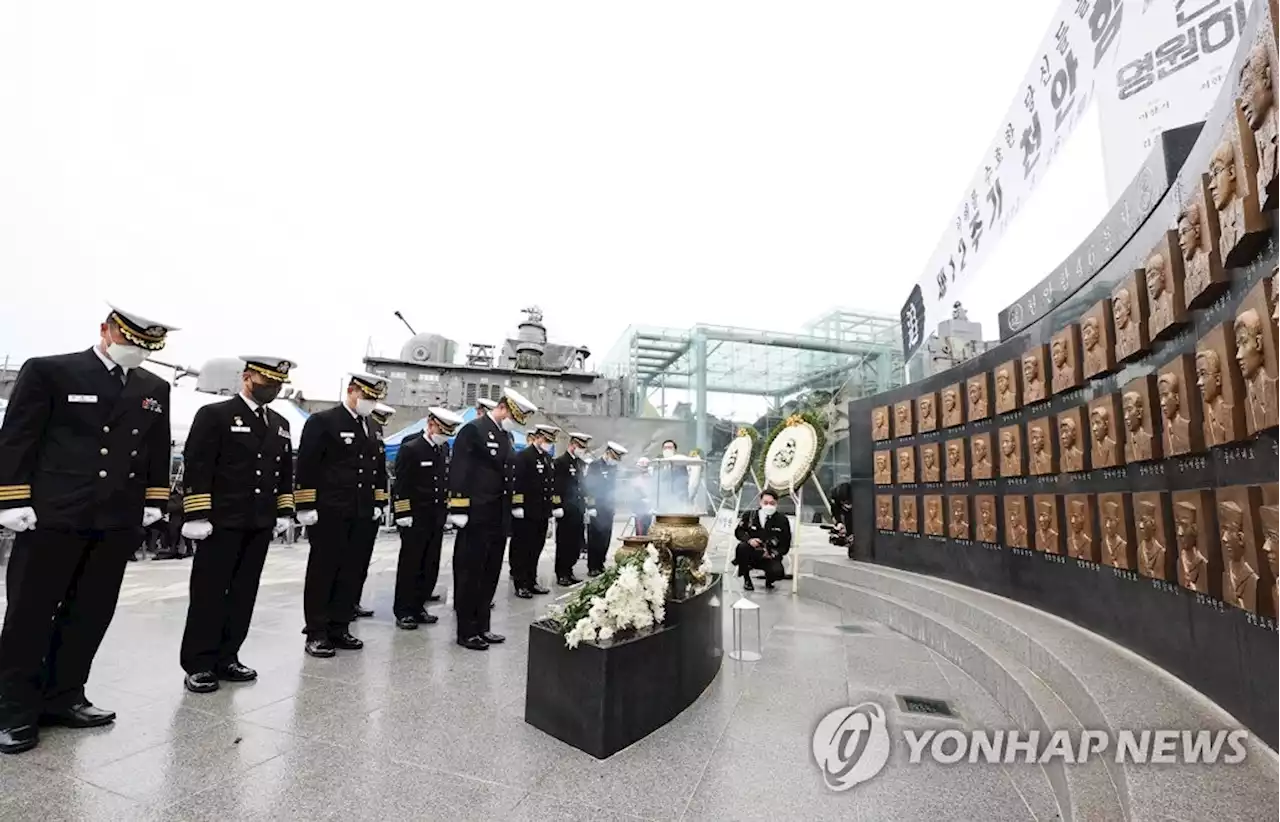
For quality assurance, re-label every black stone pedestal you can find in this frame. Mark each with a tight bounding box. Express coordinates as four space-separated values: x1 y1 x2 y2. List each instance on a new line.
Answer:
524 574 723 759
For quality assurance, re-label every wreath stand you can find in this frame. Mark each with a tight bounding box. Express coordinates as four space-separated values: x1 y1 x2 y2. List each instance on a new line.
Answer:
715 468 764 589
784 473 832 595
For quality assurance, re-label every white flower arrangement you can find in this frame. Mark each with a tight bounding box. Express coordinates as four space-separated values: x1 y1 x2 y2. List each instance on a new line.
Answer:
554 546 671 649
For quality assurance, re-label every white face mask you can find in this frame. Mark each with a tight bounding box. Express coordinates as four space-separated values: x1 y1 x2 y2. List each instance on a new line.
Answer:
107 343 149 369
354 398 377 417
577 450 592 464
662 448 675 458
430 433 449 446
539 441 554 453
760 505 777 517
603 454 616 464
500 416 522 434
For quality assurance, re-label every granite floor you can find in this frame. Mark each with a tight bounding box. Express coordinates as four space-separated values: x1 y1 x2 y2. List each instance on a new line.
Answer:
0 525 1056 821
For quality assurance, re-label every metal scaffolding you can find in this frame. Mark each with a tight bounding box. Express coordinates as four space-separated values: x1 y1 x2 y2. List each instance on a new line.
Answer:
601 309 904 452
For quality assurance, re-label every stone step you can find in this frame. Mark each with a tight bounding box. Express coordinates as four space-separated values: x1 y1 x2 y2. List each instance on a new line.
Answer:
801 560 1279 822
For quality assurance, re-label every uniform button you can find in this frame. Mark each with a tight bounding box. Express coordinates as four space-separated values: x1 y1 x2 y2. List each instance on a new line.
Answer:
257 453 262 459
358 469 364 474
102 426 110 433
132 429 139 435
358 483 363 488
129 472 136 479
130 450 137 457
98 470 107 478
275 471 280 477
276 456 281 462
255 489 261 495
256 470 262 476
100 448 109 456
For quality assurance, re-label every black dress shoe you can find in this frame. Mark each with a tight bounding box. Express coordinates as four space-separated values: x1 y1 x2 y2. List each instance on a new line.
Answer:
305 638 336 658
587 568 603 577
530 584 550 595
331 632 364 650
480 631 506 644
742 577 755 592
0 724 38 755
354 605 374 618
457 636 489 651
514 588 533 599
426 594 442 603
764 580 776 590
413 611 439 625
40 701 116 728
396 616 419 630
557 576 580 587
217 662 258 682
184 672 220 693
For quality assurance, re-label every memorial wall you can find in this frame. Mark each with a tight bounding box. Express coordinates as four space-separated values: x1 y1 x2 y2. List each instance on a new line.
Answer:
850 1 1280 748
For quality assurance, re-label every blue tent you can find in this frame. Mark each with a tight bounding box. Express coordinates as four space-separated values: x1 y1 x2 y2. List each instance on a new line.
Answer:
383 408 542 462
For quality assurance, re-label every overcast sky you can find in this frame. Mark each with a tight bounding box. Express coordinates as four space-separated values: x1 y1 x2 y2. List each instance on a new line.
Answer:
0 1 1107 411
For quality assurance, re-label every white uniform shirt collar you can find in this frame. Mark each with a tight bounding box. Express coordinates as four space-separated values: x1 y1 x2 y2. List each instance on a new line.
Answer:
758 508 770 526
93 344 128 377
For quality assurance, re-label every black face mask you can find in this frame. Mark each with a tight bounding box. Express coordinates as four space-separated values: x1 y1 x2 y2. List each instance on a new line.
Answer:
249 381 281 405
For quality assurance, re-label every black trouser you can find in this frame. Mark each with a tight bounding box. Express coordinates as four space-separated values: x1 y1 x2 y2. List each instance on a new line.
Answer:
508 514 549 588
302 512 377 639
554 507 585 577
180 526 272 674
734 542 785 583
452 507 506 641
0 528 137 726
586 508 614 572
393 509 445 619
349 512 382 616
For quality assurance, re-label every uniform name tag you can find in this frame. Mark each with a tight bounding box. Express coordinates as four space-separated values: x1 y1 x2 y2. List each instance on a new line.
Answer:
230 425 252 433
421 461 433 466
68 394 98 404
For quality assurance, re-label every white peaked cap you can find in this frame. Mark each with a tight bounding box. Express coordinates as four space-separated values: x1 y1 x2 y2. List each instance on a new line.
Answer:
606 441 628 455
428 406 465 428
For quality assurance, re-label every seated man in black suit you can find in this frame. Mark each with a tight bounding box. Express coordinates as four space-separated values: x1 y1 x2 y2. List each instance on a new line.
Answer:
733 490 791 591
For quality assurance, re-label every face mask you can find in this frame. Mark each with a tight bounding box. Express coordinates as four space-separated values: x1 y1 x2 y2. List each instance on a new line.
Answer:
430 433 449 446
249 381 281 405
662 448 675 458
107 343 149 369
578 451 593 464
355 398 377 417
500 416 522 434
761 505 777 517
540 441 554 453
604 455 616 464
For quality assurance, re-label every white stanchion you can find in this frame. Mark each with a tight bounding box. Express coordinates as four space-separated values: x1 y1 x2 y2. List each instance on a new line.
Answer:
728 596 762 661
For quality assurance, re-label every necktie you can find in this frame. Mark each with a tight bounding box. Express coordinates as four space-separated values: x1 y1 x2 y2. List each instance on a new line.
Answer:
257 407 267 427
111 365 126 386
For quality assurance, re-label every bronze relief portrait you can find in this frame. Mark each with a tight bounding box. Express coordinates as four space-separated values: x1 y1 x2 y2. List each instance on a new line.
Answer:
1088 393 1123 469
1004 495 1029 549
998 424 1023 477
1134 492 1173 581
917 392 938 433
872 405 891 441
874 450 892 485
876 495 895 531
1122 375 1161 464
1066 494 1099 563
1235 278 1279 435
1144 230 1188 340
1057 405 1089 474
967 373 990 421
1196 323 1247 447
948 495 970 540
919 442 941 483
970 433 993 480
1081 300 1117 378
1174 490 1221 596
945 438 966 483
924 495 945 536
893 400 914 438
1034 495 1061 555
899 495 919 534
1158 354 1205 456
975 495 998 544
940 384 964 428
896 446 916 484
1050 325 1083 394
1112 272 1150 363
1208 107 1268 267
1028 417 1056 475
1239 34 1278 210
1021 345 1048 404
1260 488 1278 618
1217 486 1265 613
1178 179 1227 308
994 361 1021 414
1099 492 1136 571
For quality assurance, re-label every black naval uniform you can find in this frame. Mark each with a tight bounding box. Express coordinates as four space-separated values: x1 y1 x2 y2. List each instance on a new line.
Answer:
733 508 792 587
552 451 586 580
583 459 619 574
392 432 449 619
0 350 171 731
447 413 511 643
509 443 555 592
349 423 389 618
178 395 293 676
295 405 382 645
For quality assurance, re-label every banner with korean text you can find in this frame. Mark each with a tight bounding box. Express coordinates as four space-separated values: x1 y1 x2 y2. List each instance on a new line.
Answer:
899 0 1127 361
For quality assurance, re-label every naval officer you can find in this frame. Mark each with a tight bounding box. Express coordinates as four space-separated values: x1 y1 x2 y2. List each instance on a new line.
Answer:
349 402 394 619
391 406 463 629
178 357 297 693
294 373 388 658
448 387 536 650
553 433 591 586
509 423 560 597
584 441 627 576
0 305 176 754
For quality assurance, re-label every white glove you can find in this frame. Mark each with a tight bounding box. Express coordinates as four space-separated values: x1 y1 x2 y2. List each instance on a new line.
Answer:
182 520 213 540
396 516 414 527
552 508 564 519
0 507 37 532
587 508 598 519
512 508 524 520
142 507 163 527
448 513 469 529
372 507 383 521
274 517 290 536
297 509 319 527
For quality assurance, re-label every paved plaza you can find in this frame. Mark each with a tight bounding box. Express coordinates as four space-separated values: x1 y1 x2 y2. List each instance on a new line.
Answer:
0 526 1066 821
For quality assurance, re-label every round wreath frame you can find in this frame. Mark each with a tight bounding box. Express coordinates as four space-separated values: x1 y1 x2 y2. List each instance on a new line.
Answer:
718 426 759 493
757 412 827 496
